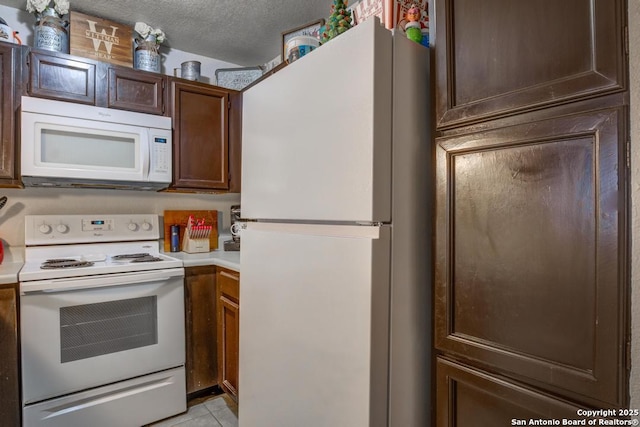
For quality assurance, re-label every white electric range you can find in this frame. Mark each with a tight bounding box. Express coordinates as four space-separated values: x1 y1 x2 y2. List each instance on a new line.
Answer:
19 214 187 427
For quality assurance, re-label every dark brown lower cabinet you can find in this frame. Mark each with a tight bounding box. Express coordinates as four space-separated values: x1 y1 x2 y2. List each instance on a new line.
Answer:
437 357 588 427
0 283 20 426
216 267 239 402
435 98 628 416
185 265 218 395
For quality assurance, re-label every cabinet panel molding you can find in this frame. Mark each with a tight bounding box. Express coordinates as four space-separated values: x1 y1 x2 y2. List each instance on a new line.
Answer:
0 283 20 426
0 43 19 185
216 267 239 401
28 50 96 104
170 79 231 191
435 0 626 129
107 67 165 115
185 265 218 395
435 105 627 407
436 357 588 426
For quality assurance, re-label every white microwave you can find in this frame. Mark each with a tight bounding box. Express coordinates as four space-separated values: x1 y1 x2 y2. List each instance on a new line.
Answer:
21 96 173 191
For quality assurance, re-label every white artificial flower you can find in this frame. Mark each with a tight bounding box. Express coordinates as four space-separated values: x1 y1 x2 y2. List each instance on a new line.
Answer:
151 28 165 44
53 0 69 15
26 0 50 14
134 22 152 39
135 22 165 44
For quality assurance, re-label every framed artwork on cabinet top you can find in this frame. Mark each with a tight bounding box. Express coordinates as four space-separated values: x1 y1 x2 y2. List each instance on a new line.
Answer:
281 19 324 61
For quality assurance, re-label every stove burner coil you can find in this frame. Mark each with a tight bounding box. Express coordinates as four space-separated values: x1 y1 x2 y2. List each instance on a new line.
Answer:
130 256 163 263
40 259 95 269
111 253 152 260
112 253 162 263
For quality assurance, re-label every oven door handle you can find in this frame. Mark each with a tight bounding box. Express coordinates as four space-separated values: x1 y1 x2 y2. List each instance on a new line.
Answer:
20 268 185 294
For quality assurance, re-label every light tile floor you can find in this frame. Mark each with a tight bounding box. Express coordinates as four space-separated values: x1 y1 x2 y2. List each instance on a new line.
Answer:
147 394 238 427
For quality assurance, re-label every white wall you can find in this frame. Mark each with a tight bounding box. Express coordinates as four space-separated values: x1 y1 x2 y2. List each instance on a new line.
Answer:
629 0 640 408
0 188 241 247
0 4 240 84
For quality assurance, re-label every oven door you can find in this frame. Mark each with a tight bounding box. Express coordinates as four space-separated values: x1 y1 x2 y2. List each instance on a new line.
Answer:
20 268 185 405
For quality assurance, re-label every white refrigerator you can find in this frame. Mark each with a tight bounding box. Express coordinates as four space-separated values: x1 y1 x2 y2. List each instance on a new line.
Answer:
239 17 431 427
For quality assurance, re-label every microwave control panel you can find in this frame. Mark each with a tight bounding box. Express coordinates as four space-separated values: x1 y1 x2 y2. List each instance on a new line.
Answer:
152 136 170 173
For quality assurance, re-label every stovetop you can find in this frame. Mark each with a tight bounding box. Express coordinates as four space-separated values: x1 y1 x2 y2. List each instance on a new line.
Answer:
19 241 184 282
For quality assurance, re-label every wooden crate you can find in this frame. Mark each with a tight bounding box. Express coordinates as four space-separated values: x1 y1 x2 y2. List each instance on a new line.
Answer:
69 11 133 67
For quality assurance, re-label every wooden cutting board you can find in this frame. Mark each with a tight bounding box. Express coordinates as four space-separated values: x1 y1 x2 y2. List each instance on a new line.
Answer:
163 210 218 252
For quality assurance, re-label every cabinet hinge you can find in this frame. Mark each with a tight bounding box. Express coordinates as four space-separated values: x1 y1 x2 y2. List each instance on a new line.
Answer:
624 25 629 55
627 139 631 169
228 101 231 110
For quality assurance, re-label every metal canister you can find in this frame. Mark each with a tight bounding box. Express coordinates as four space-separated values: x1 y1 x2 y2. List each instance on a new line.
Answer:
34 9 69 53
134 35 161 73
181 61 201 81
170 224 180 252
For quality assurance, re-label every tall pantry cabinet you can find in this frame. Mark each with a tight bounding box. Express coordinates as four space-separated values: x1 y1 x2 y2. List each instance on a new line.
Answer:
432 0 629 423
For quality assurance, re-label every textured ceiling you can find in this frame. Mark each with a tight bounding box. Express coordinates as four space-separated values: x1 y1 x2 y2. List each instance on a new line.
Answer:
0 0 333 66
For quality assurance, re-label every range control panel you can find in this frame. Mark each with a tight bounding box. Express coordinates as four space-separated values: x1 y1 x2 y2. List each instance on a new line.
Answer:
25 214 160 246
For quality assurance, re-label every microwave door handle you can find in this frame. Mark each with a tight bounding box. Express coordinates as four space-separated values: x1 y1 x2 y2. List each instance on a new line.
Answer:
141 129 150 180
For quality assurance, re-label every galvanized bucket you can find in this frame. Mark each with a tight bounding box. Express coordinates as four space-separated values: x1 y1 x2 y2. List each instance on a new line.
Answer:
134 35 161 73
34 8 69 53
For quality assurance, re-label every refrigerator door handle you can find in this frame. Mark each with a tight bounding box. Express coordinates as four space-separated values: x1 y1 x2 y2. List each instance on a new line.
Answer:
245 221 383 238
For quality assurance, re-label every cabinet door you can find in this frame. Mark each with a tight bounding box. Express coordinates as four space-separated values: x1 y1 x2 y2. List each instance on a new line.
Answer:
434 102 627 407
0 43 19 185
171 80 230 191
217 268 239 401
0 283 19 426
184 266 218 395
435 0 626 129
436 357 588 426
28 50 97 104
107 67 165 115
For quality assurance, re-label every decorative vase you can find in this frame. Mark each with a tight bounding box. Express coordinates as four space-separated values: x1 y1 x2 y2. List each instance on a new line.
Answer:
34 8 69 53
134 35 161 73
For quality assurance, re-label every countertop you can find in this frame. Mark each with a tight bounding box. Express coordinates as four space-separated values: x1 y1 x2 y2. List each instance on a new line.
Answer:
160 235 240 272
0 246 24 285
164 249 240 272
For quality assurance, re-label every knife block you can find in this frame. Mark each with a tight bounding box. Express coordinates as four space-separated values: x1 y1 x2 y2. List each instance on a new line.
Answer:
182 235 210 253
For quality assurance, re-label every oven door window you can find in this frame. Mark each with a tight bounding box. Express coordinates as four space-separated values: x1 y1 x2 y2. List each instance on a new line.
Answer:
60 296 157 363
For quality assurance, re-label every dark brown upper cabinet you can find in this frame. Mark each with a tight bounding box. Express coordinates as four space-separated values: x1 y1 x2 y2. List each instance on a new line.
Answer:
435 0 627 130
170 78 240 192
0 42 20 187
434 100 628 408
28 48 97 105
26 49 166 115
107 66 165 115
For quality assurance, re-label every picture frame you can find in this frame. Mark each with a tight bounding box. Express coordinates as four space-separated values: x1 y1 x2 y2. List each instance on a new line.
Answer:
281 19 325 61
215 66 264 91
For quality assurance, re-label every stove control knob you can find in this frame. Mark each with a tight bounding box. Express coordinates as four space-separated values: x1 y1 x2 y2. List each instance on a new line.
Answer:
56 224 68 233
127 222 139 231
39 224 52 234
141 221 152 231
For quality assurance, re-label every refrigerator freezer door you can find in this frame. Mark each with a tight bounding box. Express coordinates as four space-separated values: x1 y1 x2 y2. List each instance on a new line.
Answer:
241 18 393 223
239 222 391 427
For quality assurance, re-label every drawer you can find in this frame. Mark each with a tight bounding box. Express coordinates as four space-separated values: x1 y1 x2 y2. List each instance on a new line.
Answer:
218 268 239 301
